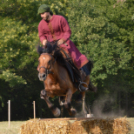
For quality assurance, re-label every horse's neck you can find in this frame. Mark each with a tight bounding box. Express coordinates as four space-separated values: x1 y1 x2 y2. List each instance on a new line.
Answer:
48 63 60 81
44 62 68 86
51 63 66 82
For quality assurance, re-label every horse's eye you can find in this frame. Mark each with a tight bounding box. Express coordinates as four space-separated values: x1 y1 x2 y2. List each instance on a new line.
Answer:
48 60 51 65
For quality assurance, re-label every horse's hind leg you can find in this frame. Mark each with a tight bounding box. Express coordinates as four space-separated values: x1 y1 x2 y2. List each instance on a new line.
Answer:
64 89 76 116
81 93 87 117
77 91 93 117
59 96 66 106
59 96 66 117
77 91 87 117
40 90 61 117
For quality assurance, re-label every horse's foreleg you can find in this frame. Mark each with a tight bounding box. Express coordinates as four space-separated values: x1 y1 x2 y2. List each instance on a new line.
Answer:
76 91 87 117
40 90 60 117
82 93 87 117
64 89 76 116
79 91 93 117
59 96 66 117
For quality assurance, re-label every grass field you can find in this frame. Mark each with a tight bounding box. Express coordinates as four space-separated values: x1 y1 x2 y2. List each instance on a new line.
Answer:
0 121 25 134
0 118 134 134
128 118 134 134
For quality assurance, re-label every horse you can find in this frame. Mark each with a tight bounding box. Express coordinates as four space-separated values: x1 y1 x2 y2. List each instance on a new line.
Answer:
37 42 94 117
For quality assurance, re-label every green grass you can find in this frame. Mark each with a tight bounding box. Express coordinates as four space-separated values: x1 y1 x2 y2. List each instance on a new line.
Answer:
0 118 134 134
0 121 25 134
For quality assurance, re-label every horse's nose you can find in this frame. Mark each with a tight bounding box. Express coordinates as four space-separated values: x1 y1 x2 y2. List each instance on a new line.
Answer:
38 73 46 81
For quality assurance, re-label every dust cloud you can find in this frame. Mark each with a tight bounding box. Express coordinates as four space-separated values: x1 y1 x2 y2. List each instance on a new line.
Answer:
92 95 125 118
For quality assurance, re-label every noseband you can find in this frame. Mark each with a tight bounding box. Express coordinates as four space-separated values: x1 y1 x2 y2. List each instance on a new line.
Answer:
38 66 54 75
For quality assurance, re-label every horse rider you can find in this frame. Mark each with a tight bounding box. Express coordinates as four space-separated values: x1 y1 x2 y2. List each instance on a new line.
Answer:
37 4 96 92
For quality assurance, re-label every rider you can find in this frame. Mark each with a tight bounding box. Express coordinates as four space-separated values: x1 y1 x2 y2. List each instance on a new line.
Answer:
37 4 96 92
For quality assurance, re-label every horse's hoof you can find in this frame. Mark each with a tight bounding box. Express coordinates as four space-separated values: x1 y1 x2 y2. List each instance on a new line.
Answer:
59 101 64 106
54 108 61 117
87 114 94 118
40 95 45 99
70 108 77 116
40 90 46 99
41 90 46 96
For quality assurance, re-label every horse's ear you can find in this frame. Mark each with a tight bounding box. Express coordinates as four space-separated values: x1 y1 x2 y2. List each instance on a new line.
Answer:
53 43 58 50
37 45 43 55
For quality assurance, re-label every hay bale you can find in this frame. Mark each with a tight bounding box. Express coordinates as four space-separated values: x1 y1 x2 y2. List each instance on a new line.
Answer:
20 119 47 134
20 118 131 134
45 120 69 134
70 118 131 134
69 120 89 134
20 118 70 134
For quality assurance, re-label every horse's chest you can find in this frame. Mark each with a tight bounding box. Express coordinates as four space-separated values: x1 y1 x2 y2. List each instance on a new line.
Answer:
45 83 67 96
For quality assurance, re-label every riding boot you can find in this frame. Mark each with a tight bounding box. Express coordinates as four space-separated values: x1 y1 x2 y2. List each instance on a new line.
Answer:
78 69 88 92
79 60 95 92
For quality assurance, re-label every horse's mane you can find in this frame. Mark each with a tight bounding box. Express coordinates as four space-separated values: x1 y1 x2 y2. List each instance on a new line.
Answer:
37 42 69 66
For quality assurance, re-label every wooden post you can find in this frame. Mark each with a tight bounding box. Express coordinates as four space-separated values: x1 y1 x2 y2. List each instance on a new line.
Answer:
33 101 36 119
8 100 11 128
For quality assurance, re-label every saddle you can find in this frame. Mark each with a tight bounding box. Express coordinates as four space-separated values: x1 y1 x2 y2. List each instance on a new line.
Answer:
61 49 81 83
61 49 94 91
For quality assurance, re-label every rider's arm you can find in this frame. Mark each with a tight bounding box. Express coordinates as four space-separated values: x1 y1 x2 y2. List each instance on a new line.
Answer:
38 22 47 47
57 16 71 46
42 39 47 48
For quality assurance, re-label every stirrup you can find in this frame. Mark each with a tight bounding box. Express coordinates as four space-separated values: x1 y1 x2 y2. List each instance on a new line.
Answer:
78 81 88 92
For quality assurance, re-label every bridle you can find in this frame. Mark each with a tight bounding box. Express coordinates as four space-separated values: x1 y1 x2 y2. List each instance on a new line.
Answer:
38 53 56 80
38 66 54 75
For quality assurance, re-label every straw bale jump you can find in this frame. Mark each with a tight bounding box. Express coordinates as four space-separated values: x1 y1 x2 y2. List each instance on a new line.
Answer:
20 117 131 134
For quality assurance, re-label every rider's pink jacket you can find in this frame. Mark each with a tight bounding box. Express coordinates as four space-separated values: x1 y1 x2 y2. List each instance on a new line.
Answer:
38 15 88 69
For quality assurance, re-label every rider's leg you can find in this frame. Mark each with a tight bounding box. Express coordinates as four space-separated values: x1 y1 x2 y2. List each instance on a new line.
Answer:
60 42 96 92
79 61 97 92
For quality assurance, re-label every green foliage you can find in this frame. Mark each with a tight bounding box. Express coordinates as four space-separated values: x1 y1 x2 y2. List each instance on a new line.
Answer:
0 0 69 88
0 0 134 120
0 16 38 86
0 0 70 120
67 0 134 82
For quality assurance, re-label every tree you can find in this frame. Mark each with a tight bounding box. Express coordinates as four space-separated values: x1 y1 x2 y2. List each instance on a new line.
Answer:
0 0 134 120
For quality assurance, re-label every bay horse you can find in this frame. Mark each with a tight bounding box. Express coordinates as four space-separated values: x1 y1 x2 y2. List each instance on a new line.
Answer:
37 42 93 117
